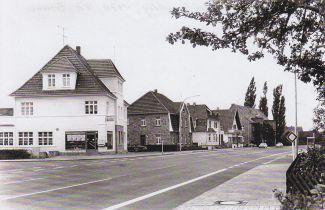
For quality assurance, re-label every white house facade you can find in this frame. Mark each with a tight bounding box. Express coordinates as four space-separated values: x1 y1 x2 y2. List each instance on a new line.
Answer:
0 45 128 154
188 104 224 149
213 108 244 148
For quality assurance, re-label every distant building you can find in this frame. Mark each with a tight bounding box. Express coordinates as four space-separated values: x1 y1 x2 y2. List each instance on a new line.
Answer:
127 90 191 150
229 104 270 145
188 103 223 148
213 108 243 147
0 45 128 153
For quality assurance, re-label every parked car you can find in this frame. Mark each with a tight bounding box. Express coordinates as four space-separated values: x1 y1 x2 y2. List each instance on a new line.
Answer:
258 143 268 148
127 145 147 152
247 143 257 147
276 142 284 147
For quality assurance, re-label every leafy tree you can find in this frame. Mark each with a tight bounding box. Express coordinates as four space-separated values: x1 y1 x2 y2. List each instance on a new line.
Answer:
252 123 262 145
259 81 269 117
244 77 257 108
167 0 325 99
272 85 287 144
262 122 276 146
313 101 325 133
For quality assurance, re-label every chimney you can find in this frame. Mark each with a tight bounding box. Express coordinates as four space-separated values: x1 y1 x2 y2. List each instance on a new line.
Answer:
154 89 158 93
76 46 81 55
193 102 196 106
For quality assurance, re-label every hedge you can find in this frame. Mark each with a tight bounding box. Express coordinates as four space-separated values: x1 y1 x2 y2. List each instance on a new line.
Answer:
0 149 31 159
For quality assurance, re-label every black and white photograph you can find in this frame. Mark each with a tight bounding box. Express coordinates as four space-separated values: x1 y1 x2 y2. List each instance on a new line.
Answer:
0 0 324 209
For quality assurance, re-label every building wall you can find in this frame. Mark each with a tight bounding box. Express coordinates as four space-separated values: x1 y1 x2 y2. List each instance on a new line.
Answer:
0 95 127 152
100 77 128 151
179 105 192 145
128 114 173 145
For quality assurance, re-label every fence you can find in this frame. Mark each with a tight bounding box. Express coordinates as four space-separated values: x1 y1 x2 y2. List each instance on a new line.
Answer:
286 153 322 195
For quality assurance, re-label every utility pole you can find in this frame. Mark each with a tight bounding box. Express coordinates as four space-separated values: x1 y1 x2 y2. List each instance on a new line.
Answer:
294 72 299 159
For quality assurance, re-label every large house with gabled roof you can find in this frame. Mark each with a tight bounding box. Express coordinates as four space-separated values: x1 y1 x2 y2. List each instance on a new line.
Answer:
127 90 191 150
0 45 128 154
188 103 224 148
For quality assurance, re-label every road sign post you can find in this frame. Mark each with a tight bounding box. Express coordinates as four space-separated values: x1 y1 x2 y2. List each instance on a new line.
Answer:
285 131 298 160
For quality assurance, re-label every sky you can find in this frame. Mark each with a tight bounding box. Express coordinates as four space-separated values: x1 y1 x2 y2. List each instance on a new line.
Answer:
0 0 319 130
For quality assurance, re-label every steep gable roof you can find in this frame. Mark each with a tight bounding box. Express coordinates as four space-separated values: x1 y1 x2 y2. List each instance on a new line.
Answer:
10 45 116 98
230 104 268 123
128 91 169 115
213 109 238 132
41 56 78 73
87 59 125 81
128 91 183 115
188 104 217 120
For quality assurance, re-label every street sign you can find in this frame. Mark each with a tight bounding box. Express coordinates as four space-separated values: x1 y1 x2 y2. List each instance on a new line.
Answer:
285 131 297 143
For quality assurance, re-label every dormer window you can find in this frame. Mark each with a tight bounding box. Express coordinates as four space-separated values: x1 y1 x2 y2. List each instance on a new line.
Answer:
63 74 70 87
48 74 55 87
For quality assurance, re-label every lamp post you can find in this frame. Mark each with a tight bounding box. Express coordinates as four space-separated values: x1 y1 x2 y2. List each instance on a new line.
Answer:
179 94 200 152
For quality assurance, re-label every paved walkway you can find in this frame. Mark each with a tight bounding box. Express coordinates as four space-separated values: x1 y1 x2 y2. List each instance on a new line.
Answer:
174 163 290 210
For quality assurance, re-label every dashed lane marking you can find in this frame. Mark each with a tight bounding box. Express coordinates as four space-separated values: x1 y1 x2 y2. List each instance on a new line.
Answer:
0 177 113 201
102 151 289 210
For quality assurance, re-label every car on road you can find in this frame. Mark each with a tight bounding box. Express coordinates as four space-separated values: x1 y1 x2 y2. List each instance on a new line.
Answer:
127 145 147 152
258 143 268 148
276 142 284 147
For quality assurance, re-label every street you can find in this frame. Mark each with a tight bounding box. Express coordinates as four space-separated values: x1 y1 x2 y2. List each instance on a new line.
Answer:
0 147 292 210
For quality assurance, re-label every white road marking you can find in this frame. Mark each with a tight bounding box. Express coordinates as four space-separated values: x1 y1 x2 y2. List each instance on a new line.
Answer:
102 151 289 210
1 178 45 185
0 177 113 201
53 166 64 169
34 169 45 171
68 165 78 168
263 155 286 164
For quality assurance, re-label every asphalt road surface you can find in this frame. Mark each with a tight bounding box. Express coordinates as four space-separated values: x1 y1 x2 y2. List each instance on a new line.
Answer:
0 147 292 210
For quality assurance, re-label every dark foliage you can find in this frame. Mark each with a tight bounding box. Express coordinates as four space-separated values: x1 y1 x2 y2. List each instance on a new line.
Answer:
244 77 257 108
167 0 325 99
259 81 269 117
0 149 31 159
272 85 287 143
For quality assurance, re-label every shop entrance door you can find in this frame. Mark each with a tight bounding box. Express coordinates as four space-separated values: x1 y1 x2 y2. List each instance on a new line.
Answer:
86 132 98 151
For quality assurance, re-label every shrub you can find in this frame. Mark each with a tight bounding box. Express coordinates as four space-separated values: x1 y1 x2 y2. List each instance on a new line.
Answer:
0 149 31 159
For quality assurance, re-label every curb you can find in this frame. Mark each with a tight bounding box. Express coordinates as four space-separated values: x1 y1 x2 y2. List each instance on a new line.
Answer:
0 150 208 162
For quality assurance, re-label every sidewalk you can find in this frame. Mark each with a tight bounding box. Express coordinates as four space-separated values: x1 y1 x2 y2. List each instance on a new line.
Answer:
0 150 208 162
174 163 290 210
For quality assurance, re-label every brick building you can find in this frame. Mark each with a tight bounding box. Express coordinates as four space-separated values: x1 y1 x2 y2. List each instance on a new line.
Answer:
127 90 191 149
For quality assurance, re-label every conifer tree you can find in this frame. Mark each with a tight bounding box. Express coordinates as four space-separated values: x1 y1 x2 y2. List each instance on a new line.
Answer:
272 85 287 143
259 82 268 117
244 77 256 108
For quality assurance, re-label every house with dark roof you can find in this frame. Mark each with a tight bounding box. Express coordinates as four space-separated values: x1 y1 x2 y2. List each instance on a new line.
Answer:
213 108 244 147
188 103 224 148
230 104 273 145
0 45 128 153
127 90 191 150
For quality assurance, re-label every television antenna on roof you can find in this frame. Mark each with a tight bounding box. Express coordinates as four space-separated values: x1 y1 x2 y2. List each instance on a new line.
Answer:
57 25 67 46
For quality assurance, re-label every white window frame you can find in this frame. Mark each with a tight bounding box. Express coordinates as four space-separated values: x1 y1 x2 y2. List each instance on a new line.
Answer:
0 132 13 146
38 132 53 146
48 74 55 87
62 74 70 87
18 132 33 146
85 101 98 114
155 117 161 126
21 102 33 116
156 135 162 144
141 119 146 126
208 134 211 142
